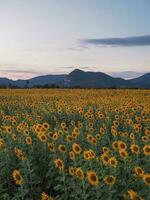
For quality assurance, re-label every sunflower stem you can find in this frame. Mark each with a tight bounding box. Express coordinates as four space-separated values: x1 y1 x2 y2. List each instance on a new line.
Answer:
82 179 87 200
62 171 68 199
108 185 112 200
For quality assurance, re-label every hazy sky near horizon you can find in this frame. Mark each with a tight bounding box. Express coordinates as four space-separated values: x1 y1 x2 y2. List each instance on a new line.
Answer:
0 0 150 79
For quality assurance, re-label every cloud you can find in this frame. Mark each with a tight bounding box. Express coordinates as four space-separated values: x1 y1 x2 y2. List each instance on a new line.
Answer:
80 35 150 47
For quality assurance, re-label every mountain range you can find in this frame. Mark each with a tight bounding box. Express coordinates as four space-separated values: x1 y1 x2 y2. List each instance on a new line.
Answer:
0 69 150 88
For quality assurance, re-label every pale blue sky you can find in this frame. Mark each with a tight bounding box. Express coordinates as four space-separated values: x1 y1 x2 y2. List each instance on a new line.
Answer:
0 0 150 79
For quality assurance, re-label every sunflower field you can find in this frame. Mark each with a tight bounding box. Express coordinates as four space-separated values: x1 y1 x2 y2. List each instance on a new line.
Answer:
0 89 150 200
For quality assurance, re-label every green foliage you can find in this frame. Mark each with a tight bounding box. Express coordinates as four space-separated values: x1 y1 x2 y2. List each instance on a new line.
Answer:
0 89 150 200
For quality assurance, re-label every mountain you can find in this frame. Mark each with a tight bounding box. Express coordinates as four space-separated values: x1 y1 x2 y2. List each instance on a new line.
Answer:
0 77 13 85
109 71 147 79
0 69 149 88
64 69 131 88
0 75 65 88
129 73 150 88
16 74 65 87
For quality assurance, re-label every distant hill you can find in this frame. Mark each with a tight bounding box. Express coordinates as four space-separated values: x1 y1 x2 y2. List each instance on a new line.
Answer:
129 73 150 88
64 69 130 88
0 69 149 88
108 71 146 79
0 77 13 86
16 74 65 87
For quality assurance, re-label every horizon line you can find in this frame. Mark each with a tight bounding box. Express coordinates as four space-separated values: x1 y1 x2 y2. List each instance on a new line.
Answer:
0 68 149 81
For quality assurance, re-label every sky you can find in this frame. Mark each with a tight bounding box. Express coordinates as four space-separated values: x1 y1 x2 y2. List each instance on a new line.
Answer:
0 0 150 80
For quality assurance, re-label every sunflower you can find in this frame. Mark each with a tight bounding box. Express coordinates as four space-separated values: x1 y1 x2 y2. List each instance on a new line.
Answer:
41 192 54 200
128 190 137 200
109 157 118 168
144 129 150 137
99 127 105 134
87 170 99 186
14 147 27 160
89 127 94 132
83 150 91 160
71 120 75 126
89 149 95 158
73 127 80 135
143 145 150 155
141 136 149 142
26 136 32 145
91 138 97 145
58 130 63 136
69 151 76 160
58 144 67 153
128 189 144 200
143 174 150 185
115 115 119 120
87 134 94 143
119 150 128 158
101 154 109 165
89 122 93 127
61 122 66 129
72 132 78 139
12 169 23 186
41 192 49 200
111 128 117 136
112 141 118 150
63 126 68 133
104 175 116 185
134 125 140 133
39 132 47 142
75 167 84 179
48 143 55 151
68 166 75 176
53 132 58 141
0 138 6 149
72 143 82 155
78 122 83 129
43 122 50 130
17 126 21 133
54 159 64 171
24 129 29 136
118 141 127 150
122 132 129 138
134 166 144 177
41 127 46 133
129 133 135 140
5 126 12 134
66 135 73 143
95 133 101 140
130 144 140 154
102 147 110 154
113 120 119 127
